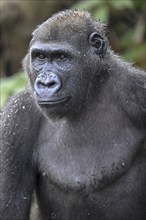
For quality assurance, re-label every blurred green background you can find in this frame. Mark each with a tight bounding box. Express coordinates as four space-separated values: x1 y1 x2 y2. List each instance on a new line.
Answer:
0 0 146 108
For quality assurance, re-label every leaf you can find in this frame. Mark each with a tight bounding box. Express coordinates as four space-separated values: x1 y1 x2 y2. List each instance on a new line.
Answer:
93 6 109 22
0 72 27 108
123 43 146 61
119 30 134 48
71 0 102 10
111 0 133 9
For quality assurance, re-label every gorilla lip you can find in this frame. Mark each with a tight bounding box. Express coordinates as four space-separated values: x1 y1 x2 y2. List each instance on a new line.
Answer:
37 96 70 105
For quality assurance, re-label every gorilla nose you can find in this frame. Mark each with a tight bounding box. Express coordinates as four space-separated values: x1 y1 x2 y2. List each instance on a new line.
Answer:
34 73 61 98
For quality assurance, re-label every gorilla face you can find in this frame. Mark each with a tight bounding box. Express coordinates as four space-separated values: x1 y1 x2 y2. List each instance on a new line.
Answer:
24 18 107 118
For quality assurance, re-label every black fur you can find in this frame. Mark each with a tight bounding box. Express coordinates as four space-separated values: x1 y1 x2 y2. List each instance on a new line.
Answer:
1 10 146 220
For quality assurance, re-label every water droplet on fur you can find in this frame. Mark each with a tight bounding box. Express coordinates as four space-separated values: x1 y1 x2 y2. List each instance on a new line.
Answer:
42 172 46 176
121 162 125 167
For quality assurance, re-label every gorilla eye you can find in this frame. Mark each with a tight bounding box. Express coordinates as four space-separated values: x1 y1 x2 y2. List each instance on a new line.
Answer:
59 54 66 60
36 52 46 59
55 53 67 61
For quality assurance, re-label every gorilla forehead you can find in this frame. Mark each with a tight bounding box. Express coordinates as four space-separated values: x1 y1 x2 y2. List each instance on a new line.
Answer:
32 10 106 44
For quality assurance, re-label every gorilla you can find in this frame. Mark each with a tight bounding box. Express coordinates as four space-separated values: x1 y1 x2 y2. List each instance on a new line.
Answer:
1 10 146 220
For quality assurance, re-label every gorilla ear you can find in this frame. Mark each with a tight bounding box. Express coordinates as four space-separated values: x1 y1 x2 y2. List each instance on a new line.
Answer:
89 32 107 58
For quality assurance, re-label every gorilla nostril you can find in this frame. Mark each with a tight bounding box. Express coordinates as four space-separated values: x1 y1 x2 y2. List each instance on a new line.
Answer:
47 81 56 88
37 81 46 89
37 80 57 88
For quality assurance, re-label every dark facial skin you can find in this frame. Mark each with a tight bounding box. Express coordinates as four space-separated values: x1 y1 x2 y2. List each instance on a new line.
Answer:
1 10 146 220
30 41 86 117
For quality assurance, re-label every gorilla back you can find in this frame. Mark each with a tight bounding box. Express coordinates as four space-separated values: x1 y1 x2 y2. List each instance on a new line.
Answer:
1 10 146 220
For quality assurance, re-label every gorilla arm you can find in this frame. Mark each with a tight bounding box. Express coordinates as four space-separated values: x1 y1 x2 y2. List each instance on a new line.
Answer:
0 90 41 220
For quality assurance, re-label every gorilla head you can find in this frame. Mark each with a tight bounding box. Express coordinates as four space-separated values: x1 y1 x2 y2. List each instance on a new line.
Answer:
23 10 108 118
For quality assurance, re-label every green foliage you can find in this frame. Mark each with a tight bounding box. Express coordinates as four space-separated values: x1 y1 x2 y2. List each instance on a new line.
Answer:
111 0 133 9
72 0 134 22
71 0 102 10
93 5 109 22
132 0 145 9
0 72 27 108
123 43 146 65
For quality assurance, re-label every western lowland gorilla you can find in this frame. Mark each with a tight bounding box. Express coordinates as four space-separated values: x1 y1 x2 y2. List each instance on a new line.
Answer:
1 10 146 220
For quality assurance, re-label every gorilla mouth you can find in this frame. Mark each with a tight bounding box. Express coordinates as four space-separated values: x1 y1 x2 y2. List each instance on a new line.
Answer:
37 97 70 105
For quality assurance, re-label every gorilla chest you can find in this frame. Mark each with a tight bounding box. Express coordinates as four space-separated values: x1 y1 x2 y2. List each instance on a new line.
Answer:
37 127 140 193
36 102 143 192
37 138 145 220
36 122 144 219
